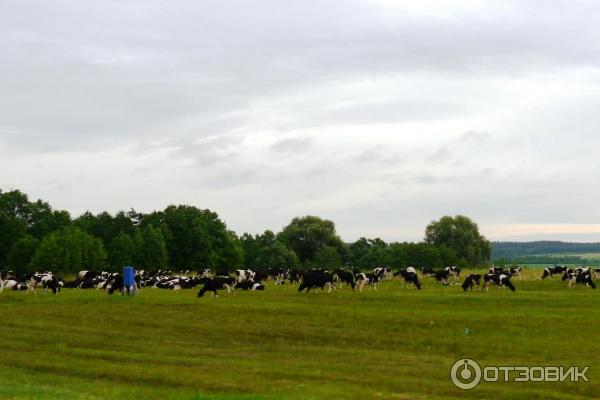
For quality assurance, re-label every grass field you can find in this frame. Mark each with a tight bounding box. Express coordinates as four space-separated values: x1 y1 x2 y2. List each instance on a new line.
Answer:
1 269 599 400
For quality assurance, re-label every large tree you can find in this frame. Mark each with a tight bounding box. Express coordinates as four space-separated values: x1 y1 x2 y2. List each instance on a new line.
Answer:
132 225 169 269
425 215 491 266
108 231 135 271
6 235 40 276
30 226 106 273
142 205 243 270
0 189 71 268
278 216 346 266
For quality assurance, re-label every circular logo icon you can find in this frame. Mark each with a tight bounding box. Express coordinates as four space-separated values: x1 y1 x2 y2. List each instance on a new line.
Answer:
450 359 482 390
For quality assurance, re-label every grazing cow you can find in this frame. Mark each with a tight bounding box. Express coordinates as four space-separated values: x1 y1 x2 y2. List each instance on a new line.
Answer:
373 267 392 279
27 272 61 294
235 280 265 291
298 269 336 293
108 274 124 295
355 272 379 291
489 266 504 275
562 269 596 289
1 279 21 291
421 267 435 276
0 271 11 293
482 273 515 292
541 266 567 279
333 269 356 289
506 266 523 280
197 276 236 297
433 269 451 285
288 269 303 284
461 274 481 291
235 269 256 284
395 269 421 289
446 266 461 278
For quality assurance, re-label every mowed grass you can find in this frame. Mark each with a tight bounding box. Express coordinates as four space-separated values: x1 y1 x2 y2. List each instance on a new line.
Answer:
1 270 599 400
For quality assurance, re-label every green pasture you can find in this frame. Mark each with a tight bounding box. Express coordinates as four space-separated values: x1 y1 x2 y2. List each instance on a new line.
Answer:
0 270 598 399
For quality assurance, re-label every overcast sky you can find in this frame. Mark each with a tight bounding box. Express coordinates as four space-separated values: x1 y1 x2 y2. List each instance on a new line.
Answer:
2 0 600 242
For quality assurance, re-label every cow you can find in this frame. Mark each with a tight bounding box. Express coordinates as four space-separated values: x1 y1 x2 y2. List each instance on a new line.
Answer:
489 266 504 275
594 268 600 279
506 266 523 280
461 274 481 291
288 269 303 284
446 266 461 278
420 267 435 276
562 269 596 289
108 274 124 295
373 267 392 279
1 279 21 291
333 269 355 289
235 269 256 284
433 269 451 285
235 280 265 291
395 269 421 290
27 272 61 294
482 273 515 292
355 272 379 292
541 266 567 279
197 276 236 297
298 269 336 293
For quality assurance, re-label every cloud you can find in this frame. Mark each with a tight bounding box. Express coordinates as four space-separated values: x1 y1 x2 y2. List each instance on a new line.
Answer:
270 137 313 153
2 0 600 241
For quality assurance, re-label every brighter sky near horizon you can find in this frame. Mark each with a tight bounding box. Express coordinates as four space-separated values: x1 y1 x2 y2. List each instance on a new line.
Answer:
2 0 600 242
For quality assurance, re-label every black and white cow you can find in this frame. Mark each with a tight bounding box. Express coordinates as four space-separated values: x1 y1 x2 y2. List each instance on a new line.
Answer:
562 268 596 289
197 276 236 297
461 274 481 291
27 272 62 294
1 279 22 291
482 273 515 292
446 266 461 278
489 266 505 275
506 266 523 280
333 269 356 289
235 269 256 284
541 265 567 279
235 280 265 291
373 267 392 279
298 269 336 293
355 272 379 291
288 269 303 284
433 269 451 285
420 267 435 276
395 269 421 290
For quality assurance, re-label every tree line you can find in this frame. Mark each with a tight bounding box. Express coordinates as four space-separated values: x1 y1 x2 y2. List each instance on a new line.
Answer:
0 189 491 275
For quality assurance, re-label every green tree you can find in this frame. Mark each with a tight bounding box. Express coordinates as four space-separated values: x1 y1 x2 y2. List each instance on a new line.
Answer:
133 225 168 269
425 215 491 266
141 206 242 270
312 245 342 268
6 235 40 276
30 226 106 273
253 230 299 268
278 216 346 266
108 231 135 271
0 189 71 268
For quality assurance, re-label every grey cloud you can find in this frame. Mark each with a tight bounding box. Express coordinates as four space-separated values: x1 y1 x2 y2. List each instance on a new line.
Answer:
270 137 313 153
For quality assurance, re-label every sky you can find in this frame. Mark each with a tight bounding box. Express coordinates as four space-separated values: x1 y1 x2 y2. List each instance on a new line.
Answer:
2 0 600 242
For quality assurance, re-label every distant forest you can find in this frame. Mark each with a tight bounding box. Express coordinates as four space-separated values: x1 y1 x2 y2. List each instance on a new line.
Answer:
492 241 600 264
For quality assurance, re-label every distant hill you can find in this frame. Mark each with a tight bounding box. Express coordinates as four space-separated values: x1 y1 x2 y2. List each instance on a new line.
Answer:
492 241 600 264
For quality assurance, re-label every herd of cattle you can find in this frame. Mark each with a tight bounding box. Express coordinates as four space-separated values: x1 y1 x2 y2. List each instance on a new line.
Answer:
1 264 599 297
